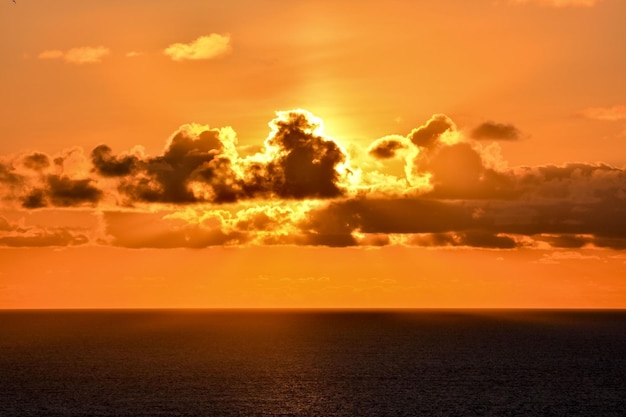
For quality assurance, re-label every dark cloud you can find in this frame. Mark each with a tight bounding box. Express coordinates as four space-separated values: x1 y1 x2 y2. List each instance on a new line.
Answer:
0 163 26 206
408 231 517 249
93 110 349 205
457 231 517 249
48 175 102 207
48 175 101 206
0 163 22 186
22 190 46 208
470 121 521 141
593 237 626 250
535 234 590 249
118 126 232 204
91 145 138 177
408 114 455 148
264 110 347 199
301 191 626 247
21 153 51 171
304 198 477 235
368 136 408 159
22 176 102 208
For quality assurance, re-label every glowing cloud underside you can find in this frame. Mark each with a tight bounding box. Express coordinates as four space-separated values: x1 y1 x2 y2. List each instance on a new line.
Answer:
2 110 626 249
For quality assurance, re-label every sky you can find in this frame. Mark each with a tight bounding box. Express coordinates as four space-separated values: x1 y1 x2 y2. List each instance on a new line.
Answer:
1 0 626 309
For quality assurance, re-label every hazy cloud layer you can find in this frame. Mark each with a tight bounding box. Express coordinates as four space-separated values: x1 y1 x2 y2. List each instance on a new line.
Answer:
38 46 111 64
2 110 626 249
164 34 231 61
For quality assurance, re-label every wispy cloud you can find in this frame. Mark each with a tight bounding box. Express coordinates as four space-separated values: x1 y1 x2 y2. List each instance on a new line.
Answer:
38 50 64 60
38 46 111 64
163 34 231 62
510 0 600 7
580 105 626 121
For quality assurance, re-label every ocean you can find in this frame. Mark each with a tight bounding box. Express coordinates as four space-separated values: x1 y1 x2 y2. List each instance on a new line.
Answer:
0 310 624 416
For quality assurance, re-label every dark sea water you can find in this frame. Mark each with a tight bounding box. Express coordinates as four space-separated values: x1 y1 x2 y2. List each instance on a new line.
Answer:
0 310 624 417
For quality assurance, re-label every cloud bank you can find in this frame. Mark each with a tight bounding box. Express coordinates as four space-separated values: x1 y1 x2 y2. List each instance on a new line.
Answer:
2 110 626 250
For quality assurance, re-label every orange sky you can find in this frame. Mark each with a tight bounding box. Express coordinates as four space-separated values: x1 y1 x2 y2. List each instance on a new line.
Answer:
1 0 626 309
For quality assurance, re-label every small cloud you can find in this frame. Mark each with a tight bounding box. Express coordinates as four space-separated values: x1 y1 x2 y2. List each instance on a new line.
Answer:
368 136 410 159
125 51 144 58
164 34 231 62
65 47 110 64
470 121 521 141
38 46 111 64
510 0 600 6
408 114 456 148
580 105 626 121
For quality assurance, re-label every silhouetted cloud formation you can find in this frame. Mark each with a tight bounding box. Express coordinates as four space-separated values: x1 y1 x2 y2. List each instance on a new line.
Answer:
2 110 626 249
263 110 348 199
21 153 50 171
21 176 102 208
92 110 350 204
471 121 521 140
91 145 137 177
409 232 517 249
114 124 237 203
